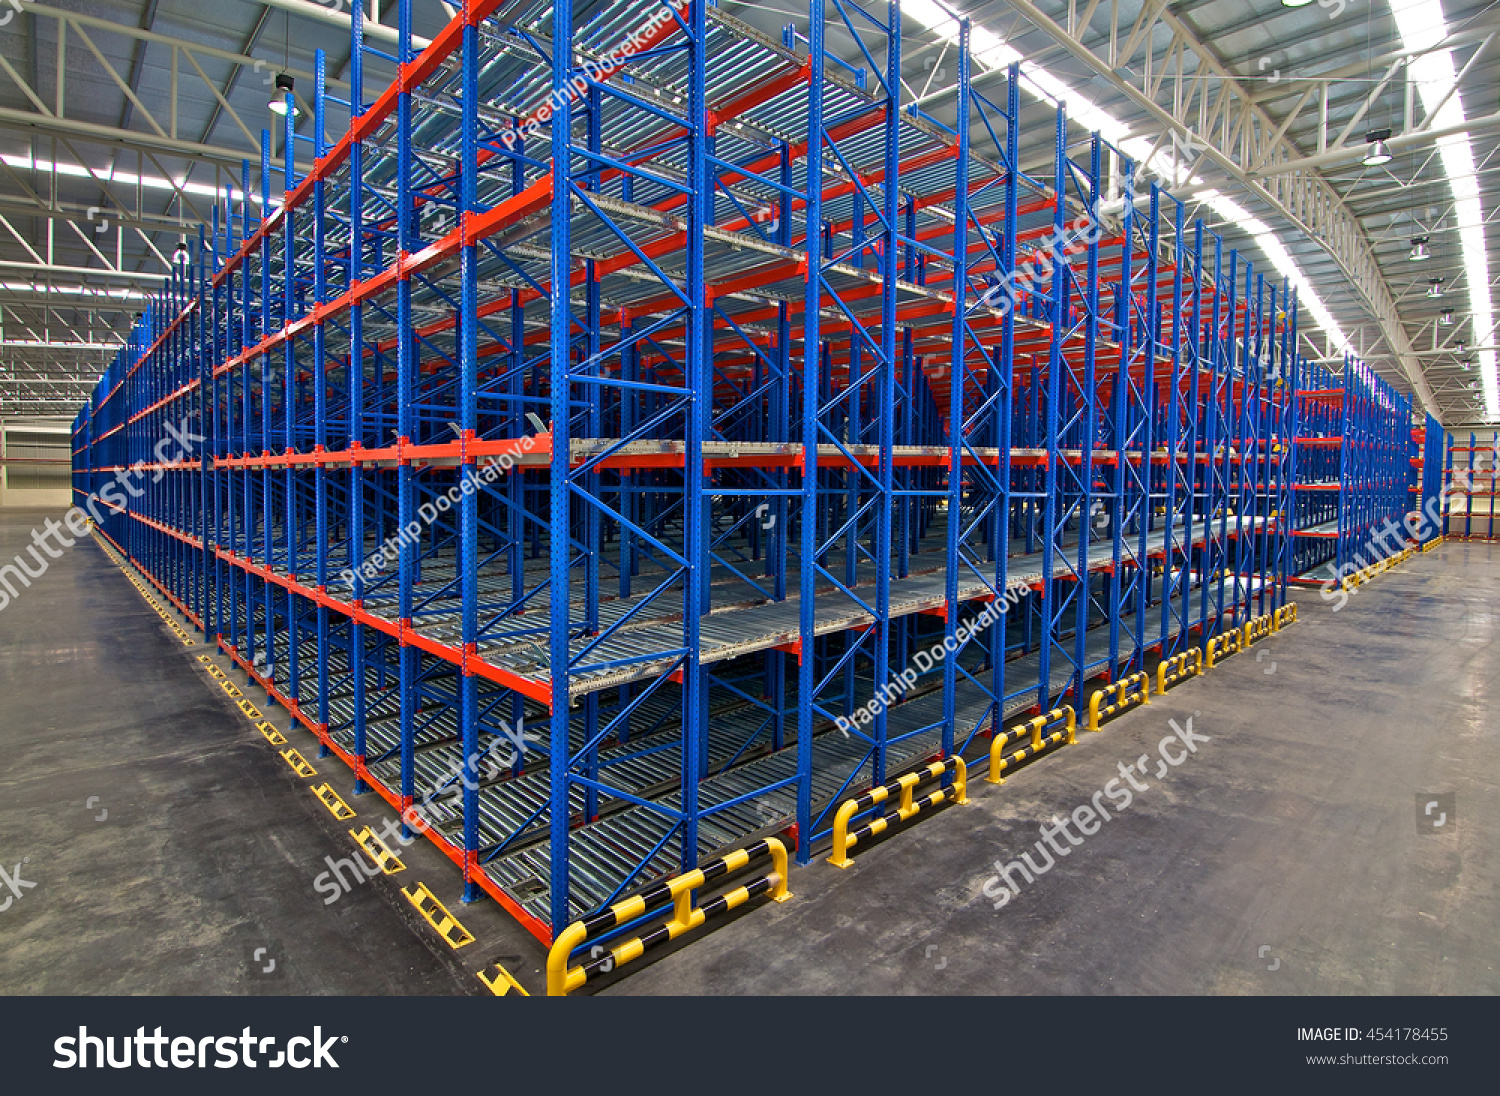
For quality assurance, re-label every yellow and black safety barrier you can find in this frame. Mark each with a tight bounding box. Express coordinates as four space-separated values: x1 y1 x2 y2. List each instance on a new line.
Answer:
99 535 196 646
829 758 968 868
280 747 317 778
256 721 287 746
1205 629 1241 669
350 825 406 874
1086 672 1149 733
988 706 1075 785
402 881 475 949
1274 601 1298 629
312 782 357 821
477 962 529 996
201 654 289 744
1342 545 1415 591
1422 536 1444 553
1241 613 1274 646
1157 648 1203 693
547 837 790 996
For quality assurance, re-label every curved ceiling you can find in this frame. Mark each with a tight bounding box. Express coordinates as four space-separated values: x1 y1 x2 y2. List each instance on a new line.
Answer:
0 0 1492 428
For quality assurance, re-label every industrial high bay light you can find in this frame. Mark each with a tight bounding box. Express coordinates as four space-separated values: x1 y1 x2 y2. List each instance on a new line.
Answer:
1363 130 1394 166
270 74 299 117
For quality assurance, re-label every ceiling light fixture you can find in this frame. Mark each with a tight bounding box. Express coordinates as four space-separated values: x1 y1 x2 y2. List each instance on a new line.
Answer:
1363 129 1394 166
1281 0 1315 6
899 0 1354 357
172 237 189 266
1389 0 1497 419
1428 278 1445 298
269 74 299 117
1409 237 1430 261
1440 307 1455 325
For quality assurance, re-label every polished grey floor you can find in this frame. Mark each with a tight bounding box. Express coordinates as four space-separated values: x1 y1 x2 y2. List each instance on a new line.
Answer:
610 541 1500 994
3 505 1495 995
0 509 473 994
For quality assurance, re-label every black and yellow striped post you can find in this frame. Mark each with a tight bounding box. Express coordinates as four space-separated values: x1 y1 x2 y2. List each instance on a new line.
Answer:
1156 647 1203 693
546 838 790 996
987 705 1075 785
1086 672 1149 733
827 758 968 869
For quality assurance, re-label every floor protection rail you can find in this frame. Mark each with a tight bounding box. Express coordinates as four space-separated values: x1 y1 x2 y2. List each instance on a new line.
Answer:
1241 613 1275 646
987 706 1076 785
1205 630 1242 669
547 838 791 996
1087 672 1150 733
1156 648 1204 693
828 760 968 869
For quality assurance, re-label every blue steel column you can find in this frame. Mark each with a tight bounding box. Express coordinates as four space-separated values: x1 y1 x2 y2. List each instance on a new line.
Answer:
547 0 576 928
1160 197 1187 651
1075 136 1099 683
282 78 301 719
989 63 1019 729
941 19 969 762
680 0 710 872
312 49 332 748
795 0 825 865
348 0 370 796
1131 183 1160 666
458 3 482 903
1035 104 1066 712
395 0 419 831
874 0 900 781
256 132 273 676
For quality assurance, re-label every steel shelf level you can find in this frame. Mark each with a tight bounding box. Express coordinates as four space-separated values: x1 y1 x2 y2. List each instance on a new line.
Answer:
73 0 1294 950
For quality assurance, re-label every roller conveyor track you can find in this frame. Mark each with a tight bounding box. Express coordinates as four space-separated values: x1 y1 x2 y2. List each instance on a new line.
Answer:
480 568 1260 928
1294 519 1340 537
473 517 1271 698
225 516 1271 711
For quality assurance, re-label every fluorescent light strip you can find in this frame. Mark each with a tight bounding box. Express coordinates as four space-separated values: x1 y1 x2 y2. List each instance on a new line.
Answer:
0 281 151 300
0 154 265 208
0 340 124 350
1388 0 1497 419
901 0 1355 360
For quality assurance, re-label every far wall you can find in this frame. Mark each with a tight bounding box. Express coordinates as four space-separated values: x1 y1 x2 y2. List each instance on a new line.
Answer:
1 418 74 509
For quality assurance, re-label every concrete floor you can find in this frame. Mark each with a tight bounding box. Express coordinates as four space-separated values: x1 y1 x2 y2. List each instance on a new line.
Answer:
610 542 1500 995
2 503 1495 996
0 508 479 994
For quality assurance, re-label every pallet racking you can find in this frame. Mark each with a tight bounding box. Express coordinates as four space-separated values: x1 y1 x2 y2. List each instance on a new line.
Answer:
1410 414 1446 546
73 0 1295 949
1445 429 1499 540
1288 355 1410 583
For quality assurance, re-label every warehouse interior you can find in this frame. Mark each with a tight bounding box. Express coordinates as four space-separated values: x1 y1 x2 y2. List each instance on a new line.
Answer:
0 0 1496 998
